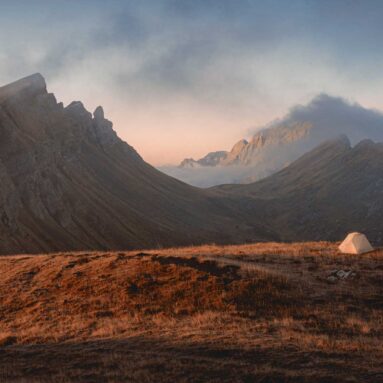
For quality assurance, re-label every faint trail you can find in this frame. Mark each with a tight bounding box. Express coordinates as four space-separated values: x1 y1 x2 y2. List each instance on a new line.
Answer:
202 255 285 277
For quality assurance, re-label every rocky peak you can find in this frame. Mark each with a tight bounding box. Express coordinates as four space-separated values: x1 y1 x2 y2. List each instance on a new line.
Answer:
179 158 200 168
200 151 228 166
179 151 229 168
94 106 105 121
336 134 352 148
230 139 249 155
91 106 118 148
312 134 351 154
290 135 351 167
249 122 312 149
353 138 375 150
0 73 47 103
219 139 249 165
93 106 111 127
250 132 267 148
66 101 91 115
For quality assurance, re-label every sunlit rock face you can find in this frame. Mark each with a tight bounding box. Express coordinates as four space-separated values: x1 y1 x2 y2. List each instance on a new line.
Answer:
174 94 383 187
179 151 228 168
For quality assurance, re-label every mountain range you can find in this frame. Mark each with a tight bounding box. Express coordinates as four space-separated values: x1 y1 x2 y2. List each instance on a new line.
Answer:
0 74 382 254
0 74 273 254
162 95 383 187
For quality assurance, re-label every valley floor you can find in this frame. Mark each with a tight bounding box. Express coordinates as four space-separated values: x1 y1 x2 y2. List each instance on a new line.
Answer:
0 243 382 382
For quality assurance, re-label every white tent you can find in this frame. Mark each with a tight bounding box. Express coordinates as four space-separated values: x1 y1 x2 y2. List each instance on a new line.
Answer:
339 232 374 255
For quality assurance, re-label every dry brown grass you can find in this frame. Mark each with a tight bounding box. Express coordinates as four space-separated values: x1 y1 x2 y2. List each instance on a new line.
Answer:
0 242 382 382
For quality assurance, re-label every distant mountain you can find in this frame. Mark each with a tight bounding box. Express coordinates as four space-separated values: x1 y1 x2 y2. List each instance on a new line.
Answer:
215 135 383 244
164 95 383 187
0 74 274 254
180 150 228 168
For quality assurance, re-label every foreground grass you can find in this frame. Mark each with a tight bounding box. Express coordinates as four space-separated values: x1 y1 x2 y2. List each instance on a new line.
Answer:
0 242 382 382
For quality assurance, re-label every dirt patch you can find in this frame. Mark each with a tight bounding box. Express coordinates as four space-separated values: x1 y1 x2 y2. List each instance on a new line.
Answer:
153 255 240 280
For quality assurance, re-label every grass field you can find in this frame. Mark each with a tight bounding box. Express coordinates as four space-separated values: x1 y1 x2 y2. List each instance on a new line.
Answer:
0 242 382 382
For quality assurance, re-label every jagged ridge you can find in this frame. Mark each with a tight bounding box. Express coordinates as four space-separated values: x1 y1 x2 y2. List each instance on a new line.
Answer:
0 74 272 254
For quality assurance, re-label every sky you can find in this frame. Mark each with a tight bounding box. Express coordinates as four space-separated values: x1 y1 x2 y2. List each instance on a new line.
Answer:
0 0 383 165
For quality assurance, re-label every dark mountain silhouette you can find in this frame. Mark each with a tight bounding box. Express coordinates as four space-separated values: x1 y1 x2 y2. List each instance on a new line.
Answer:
1 74 382 254
0 74 273 254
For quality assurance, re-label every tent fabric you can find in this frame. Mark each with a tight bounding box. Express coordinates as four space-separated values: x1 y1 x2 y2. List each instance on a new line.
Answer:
339 232 374 255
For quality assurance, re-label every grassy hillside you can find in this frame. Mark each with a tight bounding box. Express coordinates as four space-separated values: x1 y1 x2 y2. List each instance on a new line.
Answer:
215 137 383 244
1 242 382 382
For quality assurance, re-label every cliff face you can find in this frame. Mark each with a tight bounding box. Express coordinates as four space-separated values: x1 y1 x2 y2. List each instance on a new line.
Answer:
179 122 312 169
173 121 314 186
220 122 313 167
0 74 272 254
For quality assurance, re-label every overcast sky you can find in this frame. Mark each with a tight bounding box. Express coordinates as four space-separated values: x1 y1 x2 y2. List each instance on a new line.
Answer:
1 0 383 165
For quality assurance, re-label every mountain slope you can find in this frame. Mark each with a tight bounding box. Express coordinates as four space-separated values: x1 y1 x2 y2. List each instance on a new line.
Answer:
216 136 383 243
0 74 273 254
